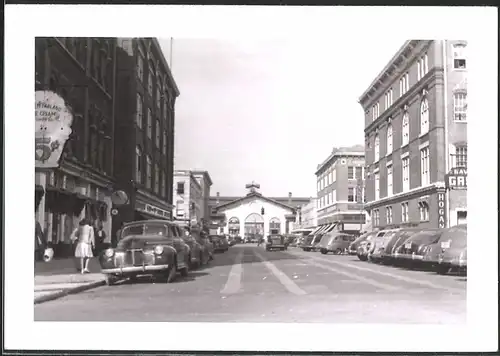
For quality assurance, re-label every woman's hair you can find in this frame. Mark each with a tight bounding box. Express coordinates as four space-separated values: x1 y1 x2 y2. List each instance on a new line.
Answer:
79 219 90 226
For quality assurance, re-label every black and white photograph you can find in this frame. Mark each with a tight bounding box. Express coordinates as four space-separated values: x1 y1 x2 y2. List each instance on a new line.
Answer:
4 4 498 353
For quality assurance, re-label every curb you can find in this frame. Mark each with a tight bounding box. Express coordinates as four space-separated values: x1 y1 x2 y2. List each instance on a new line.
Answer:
34 280 106 305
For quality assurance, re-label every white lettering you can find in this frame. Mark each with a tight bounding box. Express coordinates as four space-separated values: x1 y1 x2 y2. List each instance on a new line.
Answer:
438 208 444 215
438 201 445 208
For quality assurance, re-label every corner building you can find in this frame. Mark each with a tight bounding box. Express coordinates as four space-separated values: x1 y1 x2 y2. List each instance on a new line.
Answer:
358 40 467 229
113 38 179 243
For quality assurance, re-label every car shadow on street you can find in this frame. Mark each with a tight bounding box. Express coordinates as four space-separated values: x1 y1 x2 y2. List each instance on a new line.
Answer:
118 271 211 285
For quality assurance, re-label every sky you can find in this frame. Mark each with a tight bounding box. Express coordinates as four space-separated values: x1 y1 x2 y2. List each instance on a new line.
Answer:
159 38 403 198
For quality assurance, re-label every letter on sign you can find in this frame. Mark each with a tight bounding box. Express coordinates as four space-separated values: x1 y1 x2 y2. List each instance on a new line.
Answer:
437 192 447 228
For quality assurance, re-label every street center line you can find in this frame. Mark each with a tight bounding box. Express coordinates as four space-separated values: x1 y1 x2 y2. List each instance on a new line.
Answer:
253 250 307 296
307 254 464 292
220 250 244 295
303 259 401 291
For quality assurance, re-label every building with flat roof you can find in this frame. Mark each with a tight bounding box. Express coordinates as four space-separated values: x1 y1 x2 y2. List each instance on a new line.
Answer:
315 145 368 234
358 40 467 229
173 170 203 228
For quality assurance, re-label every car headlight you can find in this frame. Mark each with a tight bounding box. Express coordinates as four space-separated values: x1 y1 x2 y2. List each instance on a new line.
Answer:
104 248 114 258
154 245 164 255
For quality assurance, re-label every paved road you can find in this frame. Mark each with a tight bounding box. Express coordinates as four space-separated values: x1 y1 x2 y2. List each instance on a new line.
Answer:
34 245 466 323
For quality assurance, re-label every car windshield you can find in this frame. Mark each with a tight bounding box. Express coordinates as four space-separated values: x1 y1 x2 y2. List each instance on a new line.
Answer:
121 223 169 238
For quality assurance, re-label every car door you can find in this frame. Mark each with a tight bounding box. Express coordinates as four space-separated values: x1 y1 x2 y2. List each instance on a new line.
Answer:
169 224 186 265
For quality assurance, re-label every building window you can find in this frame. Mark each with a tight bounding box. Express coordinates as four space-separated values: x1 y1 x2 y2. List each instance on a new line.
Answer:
374 134 380 162
399 72 410 96
348 187 355 202
157 79 162 109
154 162 160 194
374 173 380 201
402 111 409 146
326 193 330 205
347 166 354 180
145 155 152 189
454 145 468 169
420 146 430 186
160 171 166 197
372 102 380 121
135 146 142 183
136 93 143 128
386 123 393 154
148 61 155 96
401 202 409 223
419 202 429 221
417 53 429 81
137 54 144 82
384 88 393 110
452 44 467 69
420 98 429 135
453 91 467 121
387 165 393 197
386 206 393 224
147 108 153 138
355 166 363 181
402 157 410 192
177 182 185 195
372 209 380 226
155 119 161 147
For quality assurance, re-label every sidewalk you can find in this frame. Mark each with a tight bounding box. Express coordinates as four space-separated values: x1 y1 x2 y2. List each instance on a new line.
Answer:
34 257 105 304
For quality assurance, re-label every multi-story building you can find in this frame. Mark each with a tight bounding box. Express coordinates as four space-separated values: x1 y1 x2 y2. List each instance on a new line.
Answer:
315 145 368 234
35 37 117 256
113 38 179 242
191 170 213 224
293 198 318 230
358 40 467 229
173 170 203 227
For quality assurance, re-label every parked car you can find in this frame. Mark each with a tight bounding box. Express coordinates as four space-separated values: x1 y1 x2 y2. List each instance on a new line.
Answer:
436 225 467 275
182 231 213 269
195 232 214 263
422 225 467 271
380 228 424 265
356 231 379 261
393 228 443 267
368 229 400 263
348 232 373 255
299 234 316 251
266 234 287 251
319 232 356 254
211 235 229 253
100 220 190 285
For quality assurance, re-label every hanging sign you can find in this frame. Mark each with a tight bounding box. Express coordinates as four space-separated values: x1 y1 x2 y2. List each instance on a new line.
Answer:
35 91 73 168
437 192 447 228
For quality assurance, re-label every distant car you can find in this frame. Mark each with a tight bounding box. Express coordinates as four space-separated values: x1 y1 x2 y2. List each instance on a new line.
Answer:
368 229 400 263
266 234 287 251
356 231 380 261
348 232 372 255
393 229 442 267
181 231 212 269
100 220 190 285
301 233 324 252
210 235 229 253
319 232 356 255
379 228 424 265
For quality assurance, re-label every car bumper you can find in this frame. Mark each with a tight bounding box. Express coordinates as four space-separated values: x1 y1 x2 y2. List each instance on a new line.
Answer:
267 244 285 248
101 264 170 275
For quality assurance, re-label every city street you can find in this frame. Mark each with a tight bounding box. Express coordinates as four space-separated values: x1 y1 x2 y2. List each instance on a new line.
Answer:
34 245 466 323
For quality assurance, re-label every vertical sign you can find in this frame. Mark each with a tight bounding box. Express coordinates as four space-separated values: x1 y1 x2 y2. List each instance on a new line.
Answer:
437 191 447 228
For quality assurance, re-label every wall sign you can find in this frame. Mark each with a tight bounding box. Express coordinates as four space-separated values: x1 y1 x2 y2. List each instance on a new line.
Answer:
35 91 73 168
137 202 172 220
445 167 467 190
437 192 447 228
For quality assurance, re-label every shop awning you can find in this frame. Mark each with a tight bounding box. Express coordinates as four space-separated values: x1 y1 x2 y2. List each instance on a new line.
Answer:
324 223 338 234
315 224 329 235
308 226 322 235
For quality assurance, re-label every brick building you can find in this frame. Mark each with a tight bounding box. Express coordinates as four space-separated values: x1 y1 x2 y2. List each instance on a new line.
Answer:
358 40 467 229
35 37 117 256
113 38 179 243
173 170 204 227
315 145 368 234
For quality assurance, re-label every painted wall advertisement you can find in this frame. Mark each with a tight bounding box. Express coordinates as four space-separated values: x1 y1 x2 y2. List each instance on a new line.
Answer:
437 191 447 228
35 91 73 169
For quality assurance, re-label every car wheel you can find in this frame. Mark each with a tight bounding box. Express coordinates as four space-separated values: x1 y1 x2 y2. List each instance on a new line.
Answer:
199 252 204 266
321 249 327 255
436 264 450 275
165 264 177 283
180 262 189 277
104 274 117 286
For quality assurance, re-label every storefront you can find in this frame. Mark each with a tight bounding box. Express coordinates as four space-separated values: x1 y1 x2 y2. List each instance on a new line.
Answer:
135 200 172 221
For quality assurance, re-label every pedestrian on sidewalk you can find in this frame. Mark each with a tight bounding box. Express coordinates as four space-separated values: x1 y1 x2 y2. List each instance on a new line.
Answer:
70 218 95 274
93 219 106 255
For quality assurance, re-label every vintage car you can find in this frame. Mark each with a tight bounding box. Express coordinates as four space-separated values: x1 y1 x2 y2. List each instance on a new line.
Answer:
100 220 191 285
356 231 382 261
368 229 400 263
195 232 214 262
301 233 324 252
392 228 442 267
435 225 467 275
348 232 374 255
266 234 287 251
181 232 209 269
319 232 356 255
210 235 229 253
379 228 424 265
422 225 467 271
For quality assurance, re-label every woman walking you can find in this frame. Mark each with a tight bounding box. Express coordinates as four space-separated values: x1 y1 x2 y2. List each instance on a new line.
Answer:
71 219 95 274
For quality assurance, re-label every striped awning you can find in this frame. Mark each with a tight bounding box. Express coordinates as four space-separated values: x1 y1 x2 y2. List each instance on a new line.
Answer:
307 226 322 235
315 224 330 235
323 223 337 233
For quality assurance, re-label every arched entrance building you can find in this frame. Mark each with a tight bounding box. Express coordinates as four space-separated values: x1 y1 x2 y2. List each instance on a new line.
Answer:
211 182 298 239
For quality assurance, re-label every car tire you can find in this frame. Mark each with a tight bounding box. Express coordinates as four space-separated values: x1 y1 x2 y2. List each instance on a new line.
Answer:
165 264 177 283
104 274 117 286
180 259 189 277
436 264 450 275
321 249 327 255
199 252 204 266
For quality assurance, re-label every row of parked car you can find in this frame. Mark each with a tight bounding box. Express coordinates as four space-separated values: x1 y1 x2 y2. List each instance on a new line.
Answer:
351 225 467 275
291 232 356 254
99 219 235 285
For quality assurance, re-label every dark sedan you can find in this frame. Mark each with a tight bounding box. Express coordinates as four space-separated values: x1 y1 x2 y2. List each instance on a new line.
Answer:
393 228 443 268
380 228 424 265
100 220 191 285
266 234 287 251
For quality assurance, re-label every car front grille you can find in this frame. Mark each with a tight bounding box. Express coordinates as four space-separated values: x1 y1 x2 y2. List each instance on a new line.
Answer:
126 249 144 266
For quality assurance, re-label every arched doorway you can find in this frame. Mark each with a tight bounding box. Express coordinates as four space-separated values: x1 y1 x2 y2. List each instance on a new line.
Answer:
228 217 240 237
245 213 264 242
269 217 281 235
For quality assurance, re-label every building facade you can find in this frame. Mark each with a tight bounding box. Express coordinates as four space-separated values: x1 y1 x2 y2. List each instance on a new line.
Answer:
315 146 368 233
358 40 467 230
191 170 213 224
208 185 311 236
35 37 117 256
113 38 179 243
173 170 203 227
293 198 318 230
